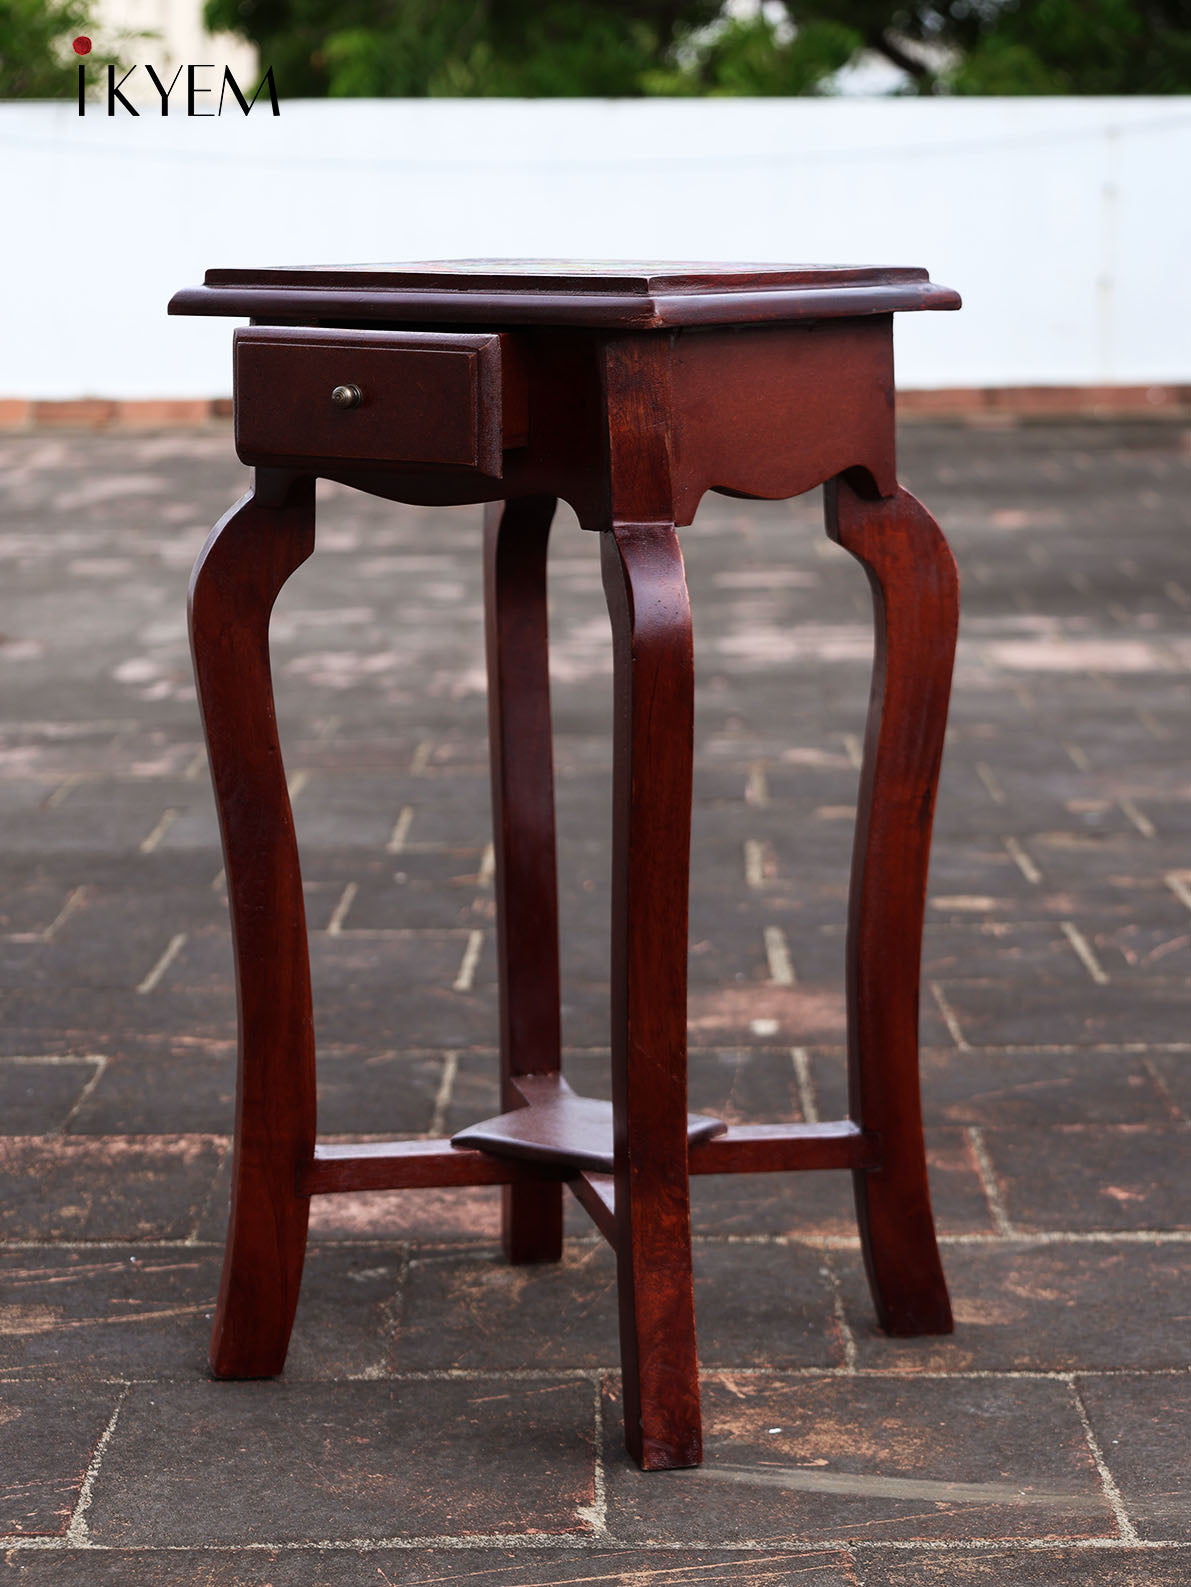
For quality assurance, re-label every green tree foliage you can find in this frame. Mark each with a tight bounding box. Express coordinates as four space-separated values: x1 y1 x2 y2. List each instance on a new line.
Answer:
644 14 865 96
0 0 117 97
944 1 1191 95
201 0 1191 97
808 0 1191 95
202 0 722 98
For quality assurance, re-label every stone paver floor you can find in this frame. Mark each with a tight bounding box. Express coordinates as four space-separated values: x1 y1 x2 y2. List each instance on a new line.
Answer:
0 420 1188 1584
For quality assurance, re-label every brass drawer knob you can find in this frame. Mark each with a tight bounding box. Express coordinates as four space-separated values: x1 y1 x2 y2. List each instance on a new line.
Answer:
330 384 361 409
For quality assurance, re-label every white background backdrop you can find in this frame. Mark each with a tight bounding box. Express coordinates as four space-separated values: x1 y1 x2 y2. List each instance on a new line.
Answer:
4 95 1189 398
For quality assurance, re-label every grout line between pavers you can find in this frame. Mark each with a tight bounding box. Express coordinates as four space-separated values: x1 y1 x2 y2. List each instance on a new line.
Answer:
575 1376 609 1536
138 807 179 854
1137 708 1171 741
1069 1374 1140 1544
928 981 970 1051
821 1248 858 1372
937 1228 1191 1246
965 1125 1015 1237
477 840 495 884
743 838 766 889
57 1055 109 1133
428 1050 459 1137
40 886 87 943
43 773 83 809
1118 796 1156 838
10 1036 1191 1061
936 1040 1191 1055
1061 739 1090 771
763 925 795 985
0 1052 109 1067
363 1241 410 1382
1060 920 1110 985
974 761 1006 805
135 932 187 995
745 762 769 806
6 1534 1188 1557
309 926 480 940
386 804 414 853
410 740 433 775
5 1366 1191 1391
790 1047 819 1124
63 1381 130 1547
5 1228 1191 1255
187 1137 232 1245
452 929 484 991
325 881 358 935
1140 1056 1186 1123
1002 834 1042 884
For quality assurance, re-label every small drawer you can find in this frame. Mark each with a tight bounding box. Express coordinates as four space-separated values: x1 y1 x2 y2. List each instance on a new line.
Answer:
233 326 525 478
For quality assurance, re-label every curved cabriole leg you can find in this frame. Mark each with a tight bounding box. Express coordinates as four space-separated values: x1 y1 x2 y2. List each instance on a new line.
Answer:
188 475 317 1378
601 522 702 1471
825 476 957 1336
483 496 564 1265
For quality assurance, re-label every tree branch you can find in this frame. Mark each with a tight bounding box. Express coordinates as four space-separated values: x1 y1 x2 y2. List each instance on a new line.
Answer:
871 27 933 84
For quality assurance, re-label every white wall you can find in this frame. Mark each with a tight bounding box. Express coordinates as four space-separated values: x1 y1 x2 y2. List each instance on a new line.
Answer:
3 97 1189 399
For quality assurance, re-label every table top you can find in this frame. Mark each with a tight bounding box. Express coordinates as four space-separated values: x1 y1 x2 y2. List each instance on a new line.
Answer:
170 258 960 329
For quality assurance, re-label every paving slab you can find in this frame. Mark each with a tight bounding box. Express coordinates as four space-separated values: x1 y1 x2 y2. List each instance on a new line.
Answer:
0 1058 99 1134
1078 1375 1191 1541
811 1043 1176 1127
0 1135 225 1242
390 1240 844 1373
835 1241 1191 1372
854 1548 1191 1584
602 1373 1115 1544
2 420 1190 1566
0 1245 401 1383
0 1546 861 1585
0 1384 118 1537
980 1124 1191 1232
85 1379 597 1545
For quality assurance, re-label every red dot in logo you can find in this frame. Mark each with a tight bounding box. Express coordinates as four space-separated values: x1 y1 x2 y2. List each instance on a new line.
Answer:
72 36 92 55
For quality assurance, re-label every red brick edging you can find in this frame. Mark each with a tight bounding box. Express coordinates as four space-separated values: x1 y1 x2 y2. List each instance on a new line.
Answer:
0 399 234 430
0 388 1188 431
898 384 1191 419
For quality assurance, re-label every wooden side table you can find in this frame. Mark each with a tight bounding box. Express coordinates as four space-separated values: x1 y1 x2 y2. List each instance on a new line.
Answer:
170 261 962 1471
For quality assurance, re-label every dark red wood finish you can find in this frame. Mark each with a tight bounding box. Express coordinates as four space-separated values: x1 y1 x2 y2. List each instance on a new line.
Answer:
482 495 564 1263
602 517 703 1469
234 327 523 477
175 260 960 1470
826 477 959 1335
170 258 960 329
187 474 317 1378
452 1073 726 1175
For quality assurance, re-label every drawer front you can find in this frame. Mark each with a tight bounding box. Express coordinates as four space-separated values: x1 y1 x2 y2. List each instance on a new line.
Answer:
234 327 513 477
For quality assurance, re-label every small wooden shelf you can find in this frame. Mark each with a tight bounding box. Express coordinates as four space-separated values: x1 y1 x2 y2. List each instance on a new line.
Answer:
450 1074 726 1173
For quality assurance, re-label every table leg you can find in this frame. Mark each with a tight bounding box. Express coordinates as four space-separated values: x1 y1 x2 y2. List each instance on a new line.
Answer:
825 475 957 1336
602 521 702 1471
483 496 564 1264
188 474 317 1377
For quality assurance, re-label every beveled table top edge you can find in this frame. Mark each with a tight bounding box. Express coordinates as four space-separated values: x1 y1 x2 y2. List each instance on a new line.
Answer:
202 259 933 293
169 276 961 328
